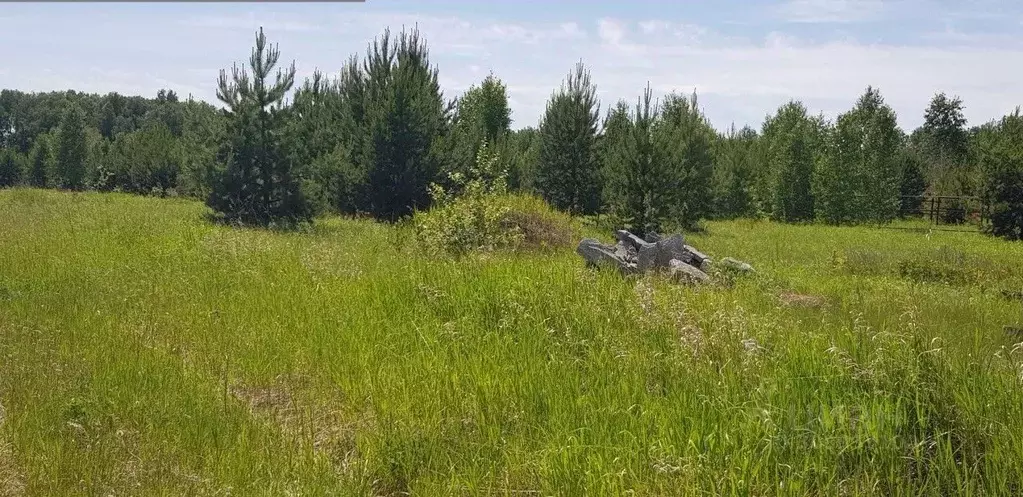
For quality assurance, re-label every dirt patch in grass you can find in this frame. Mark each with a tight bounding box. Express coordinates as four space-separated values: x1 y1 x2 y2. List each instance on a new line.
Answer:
231 379 297 418
230 375 366 475
778 291 829 309
0 442 24 497
0 403 26 497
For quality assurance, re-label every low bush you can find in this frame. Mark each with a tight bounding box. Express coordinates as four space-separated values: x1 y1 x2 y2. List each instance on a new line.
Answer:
838 245 1005 286
414 141 576 256
498 193 578 251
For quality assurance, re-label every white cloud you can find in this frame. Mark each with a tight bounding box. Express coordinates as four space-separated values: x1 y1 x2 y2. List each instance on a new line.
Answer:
183 13 322 33
636 20 713 47
597 18 627 46
573 20 1023 130
776 0 887 23
560 22 586 39
5 5 1023 133
922 23 1023 48
332 12 585 45
638 20 668 34
184 12 1023 130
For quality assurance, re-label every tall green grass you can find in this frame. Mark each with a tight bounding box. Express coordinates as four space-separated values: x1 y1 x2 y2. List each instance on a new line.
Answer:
1 188 1022 495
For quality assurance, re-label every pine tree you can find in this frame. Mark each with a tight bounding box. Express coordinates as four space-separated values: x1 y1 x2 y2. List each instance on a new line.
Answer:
601 88 659 234
980 108 1023 240
111 122 181 194
286 70 350 214
207 27 312 226
53 103 89 190
536 61 601 215
601 86 715 233
598 99 632 209
286 53 373 216
657 90 716 229
28 134 51 187
357 27 451 221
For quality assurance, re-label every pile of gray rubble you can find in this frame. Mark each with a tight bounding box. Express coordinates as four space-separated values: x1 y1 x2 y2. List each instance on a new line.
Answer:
576 230 753 284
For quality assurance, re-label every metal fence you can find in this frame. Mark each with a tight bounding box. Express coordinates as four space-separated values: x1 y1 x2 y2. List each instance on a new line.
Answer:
892 195 988 232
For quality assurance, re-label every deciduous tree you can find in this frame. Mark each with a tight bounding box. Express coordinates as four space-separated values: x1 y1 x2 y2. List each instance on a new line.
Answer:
919 92 971 195
815 87 901 224
53 102 89 190
713 124 760 219
763 101 822 222
27 134 52 187
0 148 24 187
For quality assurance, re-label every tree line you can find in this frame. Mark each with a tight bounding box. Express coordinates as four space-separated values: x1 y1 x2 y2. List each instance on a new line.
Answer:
1 26 1021 239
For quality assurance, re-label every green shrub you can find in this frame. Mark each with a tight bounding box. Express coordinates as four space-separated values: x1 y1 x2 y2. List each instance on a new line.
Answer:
980 109 1023 240
414 141 576 255
839 245 996 286
414 141 520 255
897 258 970 285
837 248 888 276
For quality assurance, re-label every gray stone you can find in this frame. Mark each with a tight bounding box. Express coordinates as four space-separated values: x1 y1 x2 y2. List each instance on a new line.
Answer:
699 258 713 273
577 238 639 275
614 230 653 251
613 241 638 262
667 259 711 284
575 231 726 283
684 245 710 266
655 235 692 268
637 242 658 272
720 257 755 273
577 238 622 266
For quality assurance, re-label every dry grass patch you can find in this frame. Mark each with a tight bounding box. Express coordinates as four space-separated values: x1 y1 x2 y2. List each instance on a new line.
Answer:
230 375 366 475
0 442 24 497
778 290 829 308
0 403 25 497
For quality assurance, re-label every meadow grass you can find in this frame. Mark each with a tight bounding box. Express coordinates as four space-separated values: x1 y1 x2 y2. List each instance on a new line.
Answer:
1 188 1023 496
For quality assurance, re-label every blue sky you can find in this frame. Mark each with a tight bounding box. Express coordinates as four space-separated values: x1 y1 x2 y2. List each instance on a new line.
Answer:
3 0 1023 131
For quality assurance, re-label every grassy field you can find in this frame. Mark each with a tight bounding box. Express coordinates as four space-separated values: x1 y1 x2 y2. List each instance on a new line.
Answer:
1 188 1023 496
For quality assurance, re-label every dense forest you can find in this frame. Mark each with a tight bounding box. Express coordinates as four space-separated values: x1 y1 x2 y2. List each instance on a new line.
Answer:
2 26 1022 239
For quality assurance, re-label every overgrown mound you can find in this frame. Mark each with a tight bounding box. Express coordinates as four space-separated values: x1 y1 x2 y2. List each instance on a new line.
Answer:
499 194 578 250
413 142 577 256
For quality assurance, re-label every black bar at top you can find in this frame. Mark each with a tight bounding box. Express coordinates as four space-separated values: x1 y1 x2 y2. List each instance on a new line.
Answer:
1 0 366 2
